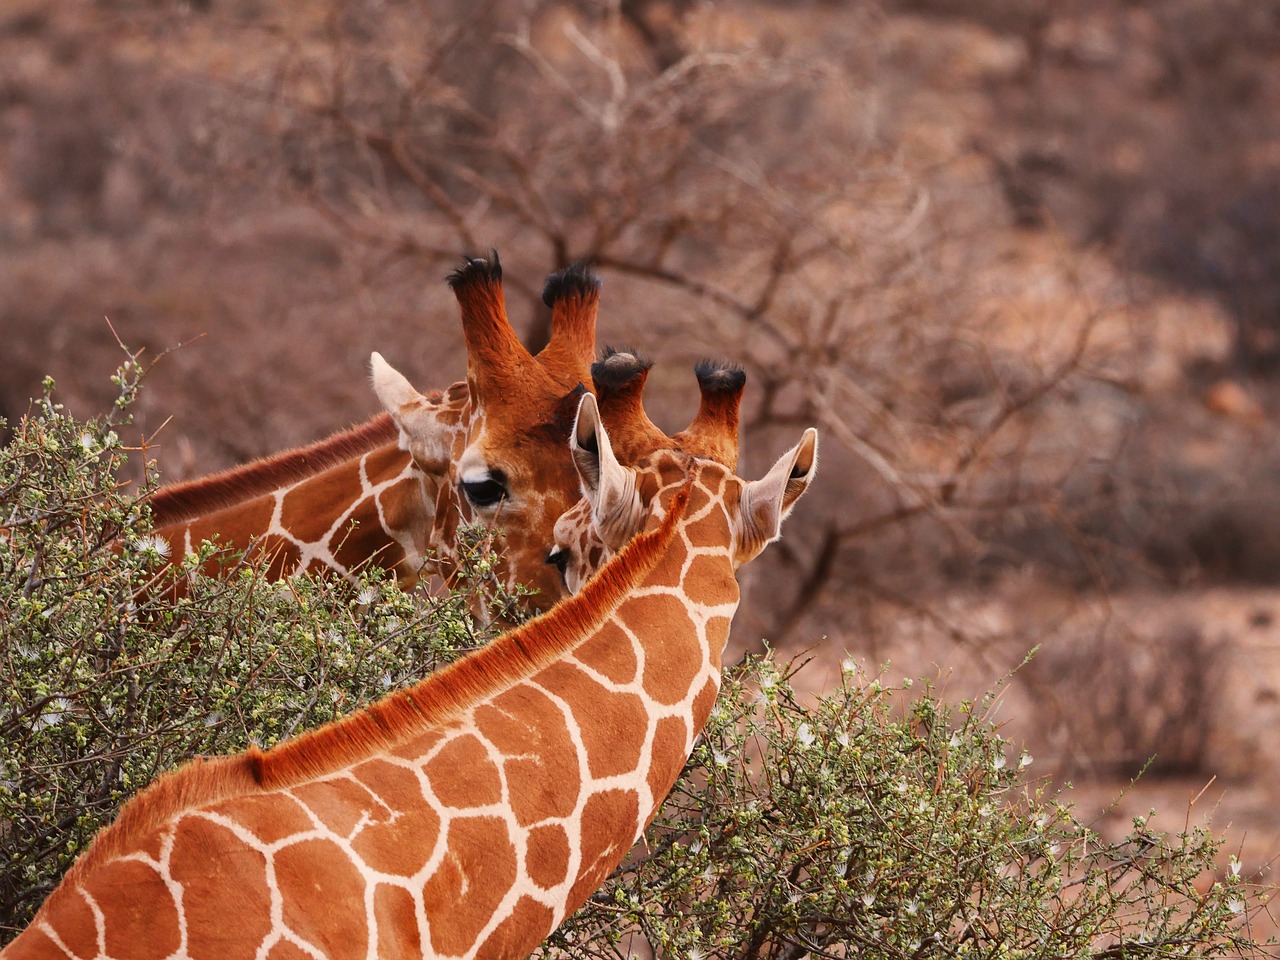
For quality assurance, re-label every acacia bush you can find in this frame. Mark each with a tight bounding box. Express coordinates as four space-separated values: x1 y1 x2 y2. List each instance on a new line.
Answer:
1 374 1273 953
550 660 1273 958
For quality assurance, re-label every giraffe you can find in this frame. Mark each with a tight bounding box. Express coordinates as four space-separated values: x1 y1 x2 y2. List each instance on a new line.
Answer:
2 383 818 960
145 254 599 611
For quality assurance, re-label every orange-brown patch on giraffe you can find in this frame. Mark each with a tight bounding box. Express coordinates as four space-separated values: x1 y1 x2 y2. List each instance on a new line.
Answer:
475 687 581 825
422 733 503 808
682 553 739 608
623 595 702 705
377 470 428 514
362 442 413 479
350 760 441 876
525 823 572 889
681 507 732 551
328 498 400 573
290 774 380 837
684 476 717 514
371 473 427 546
32 885 97 959
572 618 639 684
83 859 180 960
1 927 65 960
172 816 272 960
265 940 319 960
704 614 733 665
130 827 166 862
279 461 362 540
423 816 517 957
475 895 556 960
635 535 689 590
352 757 428 808
211 791 315 847
181 495 274 557
536 661 649 779
390 726 445 763
275 838 368 960
568 789 640 909
692 677 721 730
656 457 689 490
646 715 692 810
373 885 422 957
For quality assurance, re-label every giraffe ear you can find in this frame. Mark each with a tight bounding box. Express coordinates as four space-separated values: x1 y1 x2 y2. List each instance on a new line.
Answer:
570 393 617 496
370 352 451 473
571 393 639 545
740 428 819 548
370 352 421 414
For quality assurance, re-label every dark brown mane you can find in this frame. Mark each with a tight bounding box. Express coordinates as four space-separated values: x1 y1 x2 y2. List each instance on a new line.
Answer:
145 412 402 527
54 483 693 899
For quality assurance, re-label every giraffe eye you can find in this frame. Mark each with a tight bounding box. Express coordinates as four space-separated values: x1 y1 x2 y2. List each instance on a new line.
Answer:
545 548 570 577
461 477 507 508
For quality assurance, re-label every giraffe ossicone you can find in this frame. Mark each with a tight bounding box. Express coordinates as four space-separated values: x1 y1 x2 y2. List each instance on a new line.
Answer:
4 370 819 960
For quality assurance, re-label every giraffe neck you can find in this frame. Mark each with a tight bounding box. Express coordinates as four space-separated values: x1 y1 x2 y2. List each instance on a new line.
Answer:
7 484 742 960
154 441 438 586
146 413 401 527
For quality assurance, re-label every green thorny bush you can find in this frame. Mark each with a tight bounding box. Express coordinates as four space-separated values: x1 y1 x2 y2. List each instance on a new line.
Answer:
1 364 1275 956
0 360 526 939
545 658 1275 959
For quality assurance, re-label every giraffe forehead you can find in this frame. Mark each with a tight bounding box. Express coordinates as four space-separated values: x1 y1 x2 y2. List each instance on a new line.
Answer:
460 382 584 492
469 354 579 415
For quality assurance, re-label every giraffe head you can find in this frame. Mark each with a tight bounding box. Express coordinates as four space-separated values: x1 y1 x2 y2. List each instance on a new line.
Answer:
373 253 600 606
549 354 818 593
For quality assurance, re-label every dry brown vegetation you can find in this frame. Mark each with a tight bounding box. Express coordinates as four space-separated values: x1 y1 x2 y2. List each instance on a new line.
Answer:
3 0 1280 913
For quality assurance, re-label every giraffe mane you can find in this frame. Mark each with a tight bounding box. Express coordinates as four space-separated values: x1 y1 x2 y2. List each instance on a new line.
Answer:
144 411 407 526
55 483 693 896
